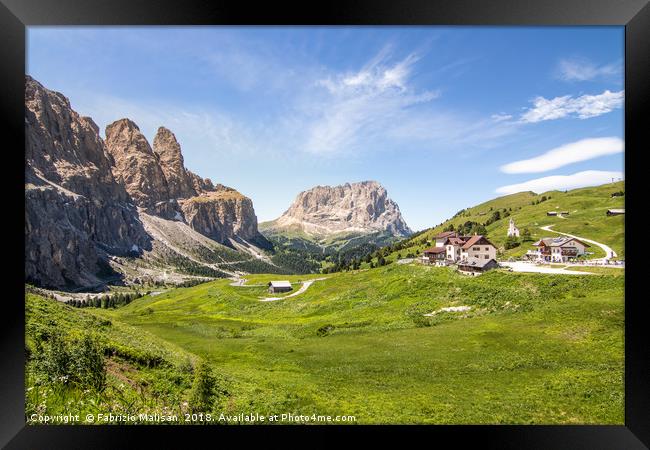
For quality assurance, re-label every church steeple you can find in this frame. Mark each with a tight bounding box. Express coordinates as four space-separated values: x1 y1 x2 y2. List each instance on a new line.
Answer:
507 217 520 237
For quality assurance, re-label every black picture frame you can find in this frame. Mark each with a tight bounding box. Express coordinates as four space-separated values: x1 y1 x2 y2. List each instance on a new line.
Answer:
2 0 648 447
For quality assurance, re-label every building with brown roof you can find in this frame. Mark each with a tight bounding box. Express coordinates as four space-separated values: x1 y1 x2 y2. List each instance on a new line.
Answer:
423 230 498 266
421 246 447 266
459 235 497 261
435 234 498 263
433 231 459 247
528 237 590 262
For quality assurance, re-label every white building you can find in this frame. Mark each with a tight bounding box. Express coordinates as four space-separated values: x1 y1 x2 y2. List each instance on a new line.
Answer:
459 235 498 261
434 231 457 247
507 218 520 237
429 232 497 263
528 237 590 262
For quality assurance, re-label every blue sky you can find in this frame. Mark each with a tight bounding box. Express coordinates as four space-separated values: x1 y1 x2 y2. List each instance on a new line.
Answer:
27 27 624 231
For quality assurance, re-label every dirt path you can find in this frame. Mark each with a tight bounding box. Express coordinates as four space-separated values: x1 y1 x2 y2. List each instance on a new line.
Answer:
540 225 618 260
259 277 328 302
228 276 264 287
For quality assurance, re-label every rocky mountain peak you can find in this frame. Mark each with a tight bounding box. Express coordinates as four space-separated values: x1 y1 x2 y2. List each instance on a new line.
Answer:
26 76 274 289
270 180 412 237
153 126 183 161
105 118 173 214
25 76 151 289
153 126 197 199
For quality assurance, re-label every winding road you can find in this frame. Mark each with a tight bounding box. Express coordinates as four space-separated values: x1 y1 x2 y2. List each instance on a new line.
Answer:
229 274 329 301
540 225 618 260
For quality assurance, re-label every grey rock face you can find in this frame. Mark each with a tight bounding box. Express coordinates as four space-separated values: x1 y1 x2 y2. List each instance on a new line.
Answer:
25 76 266 289
152 126 200 199
104 118 176 217
106 121 260 244
25 76 151 289
271 180 412 237
180 185 261 243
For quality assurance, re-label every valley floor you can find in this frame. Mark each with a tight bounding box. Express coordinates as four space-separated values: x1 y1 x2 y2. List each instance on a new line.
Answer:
26 263 624 425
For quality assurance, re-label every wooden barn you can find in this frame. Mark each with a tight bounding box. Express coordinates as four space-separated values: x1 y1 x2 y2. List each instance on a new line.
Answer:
268 280 293 294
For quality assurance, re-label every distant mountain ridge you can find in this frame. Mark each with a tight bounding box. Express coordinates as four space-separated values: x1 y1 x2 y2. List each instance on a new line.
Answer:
260 181 411 249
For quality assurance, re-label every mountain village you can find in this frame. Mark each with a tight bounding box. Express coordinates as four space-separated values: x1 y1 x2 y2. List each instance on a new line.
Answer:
418 215 622 277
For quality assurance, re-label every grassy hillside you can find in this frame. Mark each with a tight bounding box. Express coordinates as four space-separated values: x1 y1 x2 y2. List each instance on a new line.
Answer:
75 263 624 424
380 182 624 264
25 293 212 423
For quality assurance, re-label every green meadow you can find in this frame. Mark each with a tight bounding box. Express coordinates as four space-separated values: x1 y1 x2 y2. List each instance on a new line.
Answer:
27 262 624 424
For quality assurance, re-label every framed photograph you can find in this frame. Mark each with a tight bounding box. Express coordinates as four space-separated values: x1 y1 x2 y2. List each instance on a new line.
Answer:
2 0 648 447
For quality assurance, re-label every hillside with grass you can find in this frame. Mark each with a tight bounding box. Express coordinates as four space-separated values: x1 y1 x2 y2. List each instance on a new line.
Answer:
25 293 227 423
374 181 624 265
28 259 624 424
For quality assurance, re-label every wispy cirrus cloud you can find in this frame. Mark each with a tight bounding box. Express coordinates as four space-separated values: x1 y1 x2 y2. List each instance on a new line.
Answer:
495 170 623 195
304 49 441 155
519 89 623 123
555 57 622 82
500 137 624 174
302 48 518 156
70 45 512 165
491 113 513 122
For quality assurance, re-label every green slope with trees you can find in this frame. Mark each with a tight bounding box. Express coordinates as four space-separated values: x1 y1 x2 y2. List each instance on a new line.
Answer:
366 181 624 267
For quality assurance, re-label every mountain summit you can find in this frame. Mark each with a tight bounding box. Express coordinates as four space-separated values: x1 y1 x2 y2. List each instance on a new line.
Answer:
262 181 412 239
25 76 274 290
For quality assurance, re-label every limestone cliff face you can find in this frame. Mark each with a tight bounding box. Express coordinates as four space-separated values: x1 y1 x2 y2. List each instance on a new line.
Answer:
269 181 412 237
152 126 202 199
25 76 151 289
104 119 177 218
180 185 261 243
26 76 275 289
106 121 260 244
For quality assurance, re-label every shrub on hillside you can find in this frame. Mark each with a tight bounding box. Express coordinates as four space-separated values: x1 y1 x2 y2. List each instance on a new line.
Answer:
69 334 106 390
34 332 106 391
189 360 216 413
505 236 521 250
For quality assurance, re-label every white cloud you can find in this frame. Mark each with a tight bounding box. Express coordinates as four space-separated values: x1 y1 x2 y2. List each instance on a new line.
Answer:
491 113 513 122
304 50 443 155
319 45 419 94
66 43 519 164
495 170 623 195
303 48 516 156
556 58 621 82
500 137 624 174
520 90 623 123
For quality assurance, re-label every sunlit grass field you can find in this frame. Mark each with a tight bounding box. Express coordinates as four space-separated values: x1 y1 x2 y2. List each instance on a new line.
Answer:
51 262 625 424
